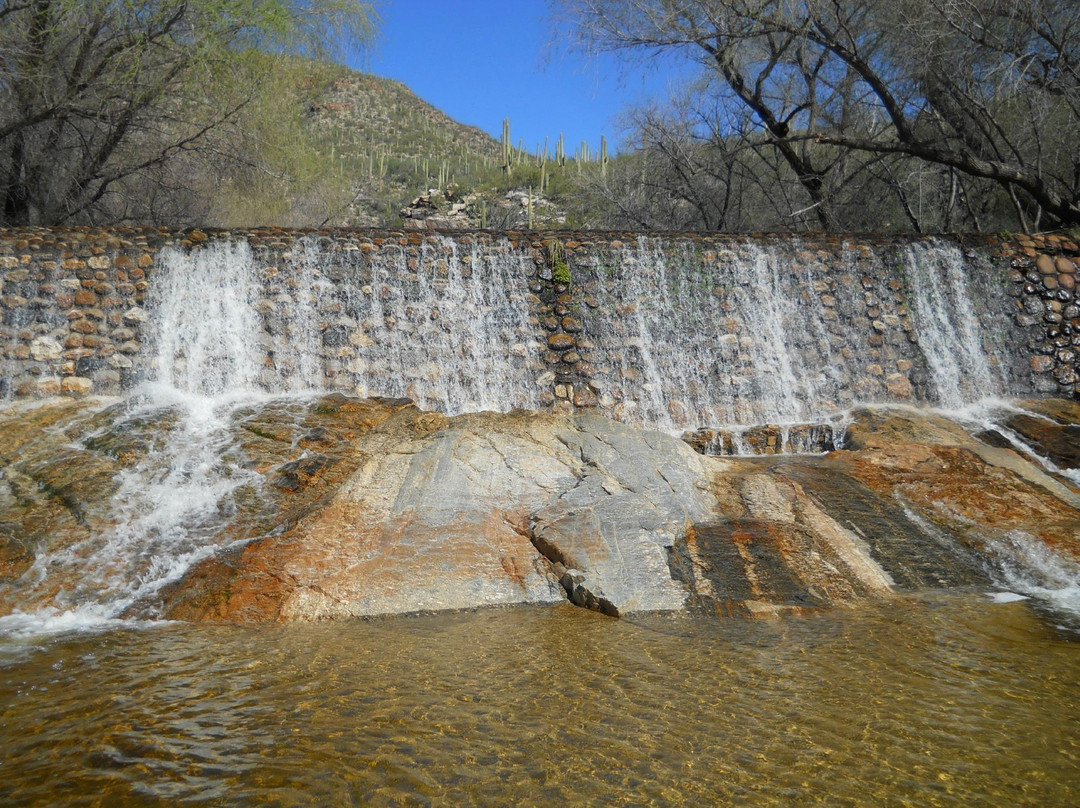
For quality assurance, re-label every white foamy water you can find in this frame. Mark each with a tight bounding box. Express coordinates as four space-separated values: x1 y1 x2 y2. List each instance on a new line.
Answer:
987 591 1029 604
986 532 1080 622
330 236 542 413
583 237 1028 432
589 239 857 429
0 235 546 635
1 243 282 636
0 390 267 636
150 236 543 413
902 241 1009 409
937 398 1080 487
152 241 266 397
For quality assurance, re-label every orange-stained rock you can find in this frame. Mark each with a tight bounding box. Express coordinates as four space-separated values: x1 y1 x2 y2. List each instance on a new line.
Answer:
1036 254 1057 274
827 408 1080 560
3 396 1080 625
162 408 721 621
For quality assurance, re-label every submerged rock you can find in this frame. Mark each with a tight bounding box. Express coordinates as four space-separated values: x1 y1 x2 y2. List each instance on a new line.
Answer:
0 398 127 585
1 396 1079 624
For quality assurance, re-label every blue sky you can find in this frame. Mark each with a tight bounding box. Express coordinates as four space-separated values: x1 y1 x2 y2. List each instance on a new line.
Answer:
351 0 689 155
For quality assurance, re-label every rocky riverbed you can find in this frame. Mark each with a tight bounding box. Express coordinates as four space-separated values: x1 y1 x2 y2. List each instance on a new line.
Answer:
1 395 1078 625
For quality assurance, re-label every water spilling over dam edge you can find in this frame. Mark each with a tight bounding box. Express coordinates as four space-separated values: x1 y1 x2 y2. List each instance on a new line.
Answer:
1 227 1074 428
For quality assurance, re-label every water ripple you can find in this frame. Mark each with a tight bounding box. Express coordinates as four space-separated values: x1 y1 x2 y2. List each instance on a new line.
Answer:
0 595 1077 806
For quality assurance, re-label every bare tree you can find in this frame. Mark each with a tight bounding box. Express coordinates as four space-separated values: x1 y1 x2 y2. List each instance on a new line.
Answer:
0 0 376 226
554 0 1080 231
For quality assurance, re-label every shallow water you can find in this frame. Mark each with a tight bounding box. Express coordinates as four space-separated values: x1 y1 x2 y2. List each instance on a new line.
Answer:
1 593 1078 807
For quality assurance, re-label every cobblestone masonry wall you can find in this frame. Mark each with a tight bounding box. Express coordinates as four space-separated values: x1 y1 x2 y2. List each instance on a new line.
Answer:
0 226 1076 417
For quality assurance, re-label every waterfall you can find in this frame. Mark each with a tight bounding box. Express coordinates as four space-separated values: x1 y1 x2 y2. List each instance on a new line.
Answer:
147 236 542 413
151 241 266 397
326 236 542 413
0 391 263 635
901 241 1010 409
581 237 1030 432
0 231 1057 634
0 242 278 634
0 231 1037 426
586 238 843 429
139 234 1027 432
0 235 548 633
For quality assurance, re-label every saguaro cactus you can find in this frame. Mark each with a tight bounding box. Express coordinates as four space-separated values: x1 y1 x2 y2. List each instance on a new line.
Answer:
502 118 512 178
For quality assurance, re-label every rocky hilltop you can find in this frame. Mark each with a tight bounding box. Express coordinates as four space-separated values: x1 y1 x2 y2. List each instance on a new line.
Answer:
1 395 1078 624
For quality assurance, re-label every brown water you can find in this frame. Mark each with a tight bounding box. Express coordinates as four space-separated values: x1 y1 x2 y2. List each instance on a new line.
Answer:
1 594 1078 807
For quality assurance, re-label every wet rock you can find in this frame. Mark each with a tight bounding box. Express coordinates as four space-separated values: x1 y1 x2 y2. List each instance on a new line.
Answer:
828 408 1080 560
974 429 1015 450
0 399 126 591
884 372 914 399
3 397 1080 624
60 377 93 396
1031 355 1056 373
29 337 62 361
669 464 896 617
785 424 834 453
682 428 735 456
1005 400 1080 469
547 333 576 351
154 407 727 621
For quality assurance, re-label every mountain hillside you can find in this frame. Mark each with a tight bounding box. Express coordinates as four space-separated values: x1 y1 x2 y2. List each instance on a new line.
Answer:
309 72 502 166
207 60 592 229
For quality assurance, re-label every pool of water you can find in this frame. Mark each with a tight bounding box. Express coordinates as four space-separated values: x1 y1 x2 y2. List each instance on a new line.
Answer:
1 593 1078 806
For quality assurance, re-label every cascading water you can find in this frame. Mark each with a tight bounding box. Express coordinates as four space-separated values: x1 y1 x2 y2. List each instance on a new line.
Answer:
986 532 1080 631
320 236 543 413
0 231 1066 634
151 240 265 397
0 235 548 632
0 243 275 634
588 238 850 429
580 236 1030 433
901 241 1011 409
146 235 545 413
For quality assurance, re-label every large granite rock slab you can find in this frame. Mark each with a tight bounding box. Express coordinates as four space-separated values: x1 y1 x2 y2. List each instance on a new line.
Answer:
159 408 722 620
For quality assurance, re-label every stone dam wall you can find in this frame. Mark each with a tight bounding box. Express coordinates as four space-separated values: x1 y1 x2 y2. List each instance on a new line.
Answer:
1 226 1078 430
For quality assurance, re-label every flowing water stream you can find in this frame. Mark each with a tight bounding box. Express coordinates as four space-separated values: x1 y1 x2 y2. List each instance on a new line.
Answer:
577 237 1023 430
132 235 1027 430
1 595 1078 806
1 236 1075 628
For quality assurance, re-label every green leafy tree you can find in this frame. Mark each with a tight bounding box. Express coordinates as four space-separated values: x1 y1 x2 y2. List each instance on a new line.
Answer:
0 0 376 225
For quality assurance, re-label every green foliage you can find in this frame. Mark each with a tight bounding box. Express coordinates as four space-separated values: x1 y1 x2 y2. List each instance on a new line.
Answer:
545 239 571 284
196 67 626 228
0 0 377 225
208 57 360 226
0 0 617 230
